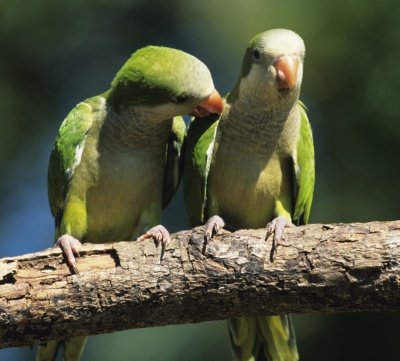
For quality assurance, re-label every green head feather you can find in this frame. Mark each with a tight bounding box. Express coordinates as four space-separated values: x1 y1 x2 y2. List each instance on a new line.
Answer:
107 46 214 112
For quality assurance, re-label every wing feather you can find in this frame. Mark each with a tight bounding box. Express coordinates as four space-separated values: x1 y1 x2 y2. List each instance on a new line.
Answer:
292 101 315 225
47 98 100 227
183 113 220 226
162 116 187 209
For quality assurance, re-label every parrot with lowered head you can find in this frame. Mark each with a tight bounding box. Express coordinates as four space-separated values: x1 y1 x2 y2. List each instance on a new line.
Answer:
37 45 223 361
183 29 314 361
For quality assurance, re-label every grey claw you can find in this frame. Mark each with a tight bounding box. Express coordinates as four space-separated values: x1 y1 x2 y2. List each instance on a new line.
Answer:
71 262 80 275
204 215 227 241
137 225 171 248
56 234 82 274
266 217 295 259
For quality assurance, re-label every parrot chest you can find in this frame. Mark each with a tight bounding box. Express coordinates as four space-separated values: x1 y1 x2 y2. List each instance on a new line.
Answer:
205 103 301 228
81 148 165 243
207 138 293 229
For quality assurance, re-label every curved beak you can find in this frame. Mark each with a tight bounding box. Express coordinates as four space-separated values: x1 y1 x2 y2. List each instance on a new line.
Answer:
190 88 224 117
274 55 299 89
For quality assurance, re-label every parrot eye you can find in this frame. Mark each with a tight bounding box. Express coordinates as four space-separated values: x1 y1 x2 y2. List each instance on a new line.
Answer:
174 95 189 104
253 49 260 60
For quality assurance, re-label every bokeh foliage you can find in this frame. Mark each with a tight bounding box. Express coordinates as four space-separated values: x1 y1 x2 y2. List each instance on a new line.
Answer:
1 1 400 360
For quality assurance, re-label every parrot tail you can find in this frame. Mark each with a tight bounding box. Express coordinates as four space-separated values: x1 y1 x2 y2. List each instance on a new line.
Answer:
36 336 87 361
228 315 299 361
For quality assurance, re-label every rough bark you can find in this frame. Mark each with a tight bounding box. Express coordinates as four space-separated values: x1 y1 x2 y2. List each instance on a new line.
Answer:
1 221 400 349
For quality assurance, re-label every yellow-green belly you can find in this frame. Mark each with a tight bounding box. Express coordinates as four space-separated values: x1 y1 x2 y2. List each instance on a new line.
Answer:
84 151 164 243
207 147 293 229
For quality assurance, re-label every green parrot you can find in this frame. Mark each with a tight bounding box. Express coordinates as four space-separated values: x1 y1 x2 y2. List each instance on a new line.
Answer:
37 45 224 361
183 29 314 361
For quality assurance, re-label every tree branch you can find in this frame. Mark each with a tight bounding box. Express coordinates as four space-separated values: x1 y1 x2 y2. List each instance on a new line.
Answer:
1 221 400 349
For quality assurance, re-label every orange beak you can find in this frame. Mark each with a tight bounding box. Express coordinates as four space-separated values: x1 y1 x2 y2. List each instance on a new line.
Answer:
274 55 299 89
190 88 224 117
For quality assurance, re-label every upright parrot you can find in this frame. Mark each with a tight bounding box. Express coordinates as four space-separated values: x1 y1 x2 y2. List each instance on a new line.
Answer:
37 45 223 361
183 29 314 361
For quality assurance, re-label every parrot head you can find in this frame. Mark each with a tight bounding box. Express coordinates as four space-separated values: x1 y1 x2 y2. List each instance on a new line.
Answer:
231 29 305 104
107 46 223 118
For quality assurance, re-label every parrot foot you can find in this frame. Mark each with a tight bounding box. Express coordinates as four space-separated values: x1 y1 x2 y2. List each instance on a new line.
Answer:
137 225 171 248
204 215 235 242
55 235 82 274
266 217 295 260
205 215 225 242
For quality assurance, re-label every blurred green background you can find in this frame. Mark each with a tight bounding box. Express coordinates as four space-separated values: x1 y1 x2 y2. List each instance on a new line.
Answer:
1 0 400 360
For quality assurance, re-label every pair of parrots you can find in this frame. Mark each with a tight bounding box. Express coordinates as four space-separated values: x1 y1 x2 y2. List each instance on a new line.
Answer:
38 28 314 361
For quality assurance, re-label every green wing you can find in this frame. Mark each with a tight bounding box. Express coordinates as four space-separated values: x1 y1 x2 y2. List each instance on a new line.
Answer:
47 97 101 228
162 116 187 209
183 113 220 227
292 101 315 225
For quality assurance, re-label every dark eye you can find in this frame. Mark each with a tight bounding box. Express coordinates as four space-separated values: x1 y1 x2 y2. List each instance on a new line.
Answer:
253 49 260 60
175 95 189 104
